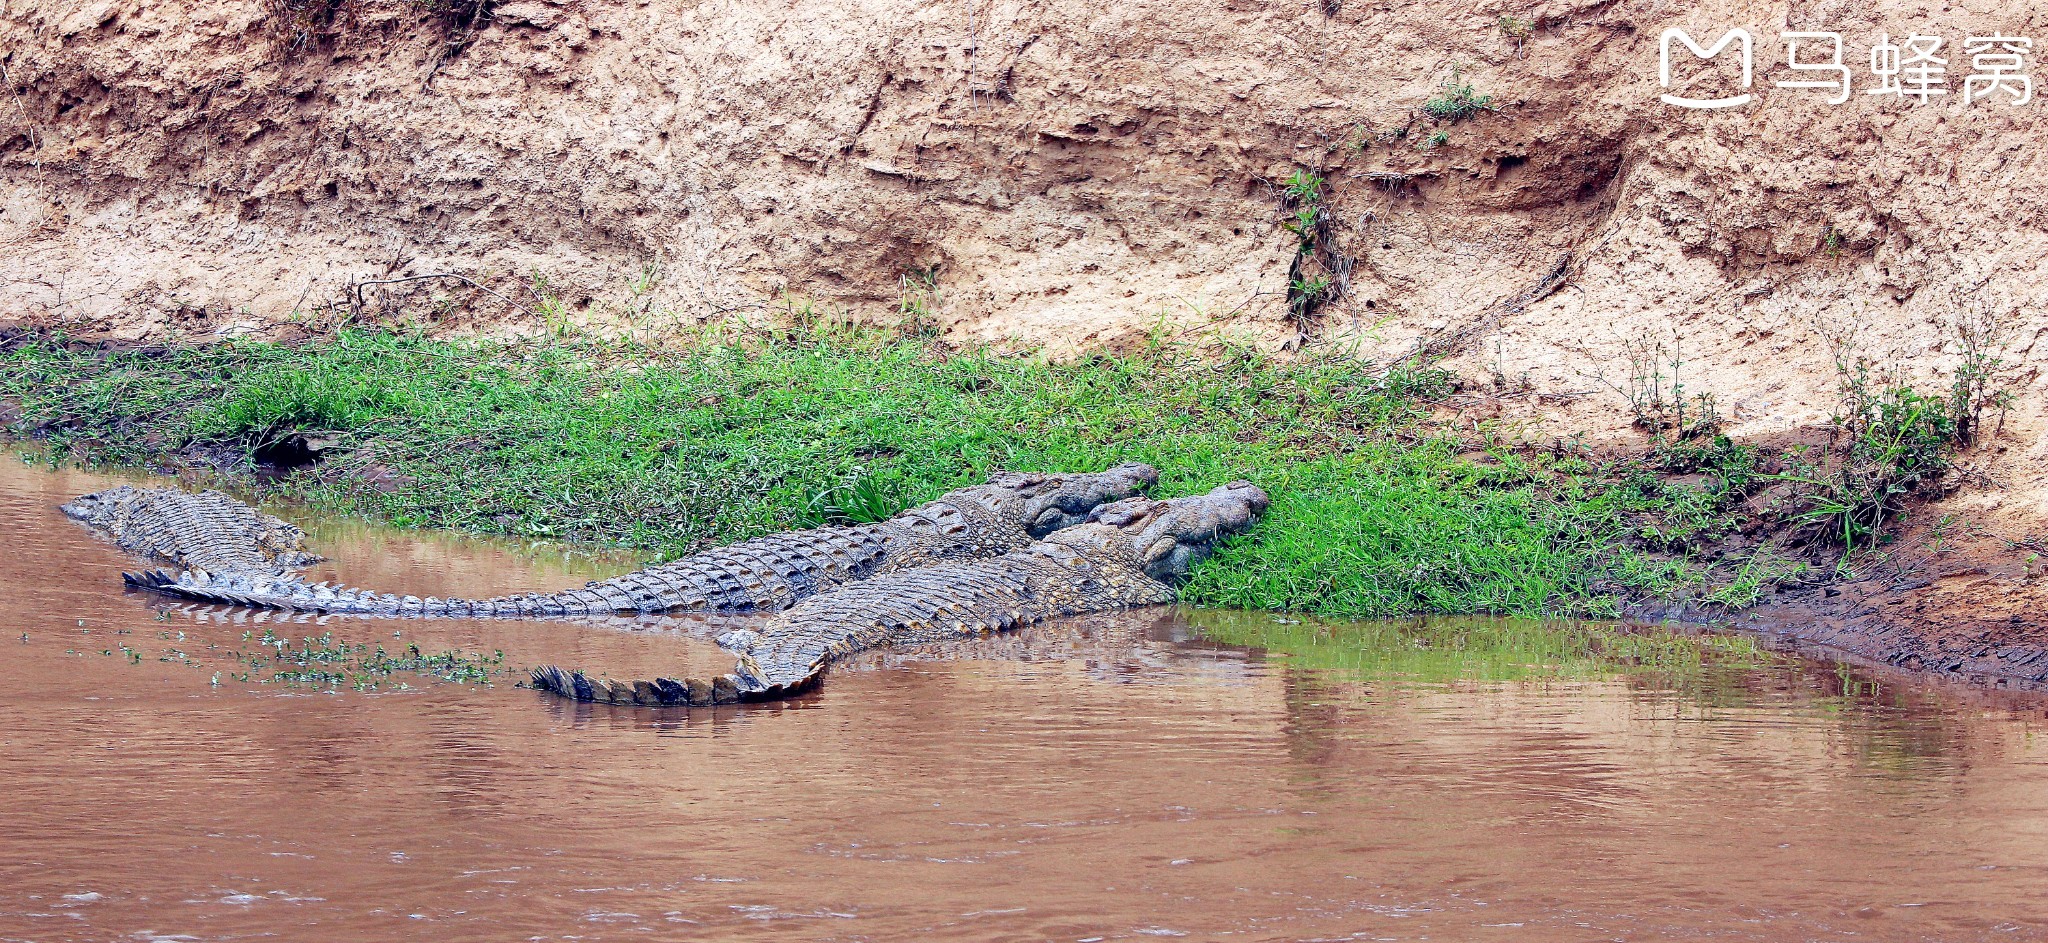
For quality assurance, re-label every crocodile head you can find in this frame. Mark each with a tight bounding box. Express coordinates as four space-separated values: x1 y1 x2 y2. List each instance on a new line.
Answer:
1051 480 1269 582
974 462 1161 536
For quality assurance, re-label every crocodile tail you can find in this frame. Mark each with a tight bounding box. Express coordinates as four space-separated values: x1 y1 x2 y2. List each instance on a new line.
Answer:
124 569 495 616
125 568 669 618
123 569 309 609
527 664 819 707
122 528 900 618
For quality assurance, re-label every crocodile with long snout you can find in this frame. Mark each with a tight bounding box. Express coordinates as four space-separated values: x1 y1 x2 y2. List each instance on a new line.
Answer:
87 464 1160 617
530 480 1268 706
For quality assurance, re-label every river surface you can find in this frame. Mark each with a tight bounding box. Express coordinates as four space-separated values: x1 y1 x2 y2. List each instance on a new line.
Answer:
2 458 2046 943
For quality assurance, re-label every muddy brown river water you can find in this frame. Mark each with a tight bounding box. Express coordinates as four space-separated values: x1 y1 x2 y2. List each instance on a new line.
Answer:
2 458 2046 942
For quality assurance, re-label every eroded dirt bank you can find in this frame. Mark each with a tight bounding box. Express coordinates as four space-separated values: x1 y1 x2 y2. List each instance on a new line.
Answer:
2 0 2043 675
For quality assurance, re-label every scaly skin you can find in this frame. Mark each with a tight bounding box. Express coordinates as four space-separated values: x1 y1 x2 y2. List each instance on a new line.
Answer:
109 464 1159 617
531 480 1269 706
63 486 321 576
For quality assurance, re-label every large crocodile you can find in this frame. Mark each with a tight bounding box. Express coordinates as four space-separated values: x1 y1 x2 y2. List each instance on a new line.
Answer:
530 480 1268 706
92 464 1159 617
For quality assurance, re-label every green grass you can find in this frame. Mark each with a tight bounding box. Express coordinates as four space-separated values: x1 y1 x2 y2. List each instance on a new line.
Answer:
0 326 1755 619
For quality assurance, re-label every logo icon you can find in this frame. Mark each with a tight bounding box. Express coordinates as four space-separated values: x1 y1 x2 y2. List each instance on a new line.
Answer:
1660 28 1755 109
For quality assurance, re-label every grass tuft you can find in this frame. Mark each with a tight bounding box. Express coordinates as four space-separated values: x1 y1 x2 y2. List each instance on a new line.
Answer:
1422 67 1496 123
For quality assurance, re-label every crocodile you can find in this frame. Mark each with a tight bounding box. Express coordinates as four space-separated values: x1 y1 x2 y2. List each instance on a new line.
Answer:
100 463 1160 618
530 479 1269 707
61 485 322 576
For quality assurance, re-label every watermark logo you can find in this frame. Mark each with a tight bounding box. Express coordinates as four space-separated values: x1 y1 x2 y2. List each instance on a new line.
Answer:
1659 28 2032 108
1660 28 1754 109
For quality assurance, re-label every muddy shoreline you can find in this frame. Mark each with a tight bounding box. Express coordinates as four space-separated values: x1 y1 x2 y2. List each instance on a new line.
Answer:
1632 556 2048 691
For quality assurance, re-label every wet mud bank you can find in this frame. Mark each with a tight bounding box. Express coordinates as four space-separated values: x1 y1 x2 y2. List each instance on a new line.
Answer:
1630 550 2048 690
1753 571 2048 688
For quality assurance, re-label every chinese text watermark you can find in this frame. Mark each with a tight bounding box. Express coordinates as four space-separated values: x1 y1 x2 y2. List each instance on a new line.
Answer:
1659 27 2033 109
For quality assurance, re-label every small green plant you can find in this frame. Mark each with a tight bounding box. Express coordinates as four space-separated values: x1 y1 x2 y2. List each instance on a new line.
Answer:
529 272 573 338
1417 129 1451 151
1282 205 1324 248
1945 304 2018 444
1282 169 1325 204
1276 167 1340 331
1289 275 1332 298
1586 328 1721 441
797 470 908 527
1288 275 1334 325
1498 14 1535 45
1821 225 1844 258
626 258 664 319
897 266 943 339
1423 67 1497 122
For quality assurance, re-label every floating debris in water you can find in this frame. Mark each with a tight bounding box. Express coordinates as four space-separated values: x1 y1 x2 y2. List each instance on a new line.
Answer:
220 628 505 691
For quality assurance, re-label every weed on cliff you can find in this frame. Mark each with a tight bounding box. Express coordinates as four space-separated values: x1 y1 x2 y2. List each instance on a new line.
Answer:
1772 354 1957 558
1768 314 2018 560
1277 168 1345 333
1584 328 1722 440
1497 15 1535 52
1422 67 1496 123
1 326 1783 619
896 266 945 340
